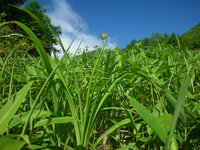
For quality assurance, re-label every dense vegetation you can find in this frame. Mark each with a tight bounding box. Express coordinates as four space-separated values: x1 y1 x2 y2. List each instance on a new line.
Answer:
0 1 200 150
124 23 200 51
0 0 61 56
181 23 200 50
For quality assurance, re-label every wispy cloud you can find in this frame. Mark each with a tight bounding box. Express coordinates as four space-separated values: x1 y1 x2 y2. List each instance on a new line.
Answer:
46 0 117 54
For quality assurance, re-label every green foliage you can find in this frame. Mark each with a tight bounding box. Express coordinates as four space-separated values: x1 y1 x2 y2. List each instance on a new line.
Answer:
127 95 168 143
0 9 200 150
125 23 200 50
0 0 27 20
0 13 34 57
0 1 61 56
124 32 182 51
22 1 62 55
181 23 200 49
0 135 26 150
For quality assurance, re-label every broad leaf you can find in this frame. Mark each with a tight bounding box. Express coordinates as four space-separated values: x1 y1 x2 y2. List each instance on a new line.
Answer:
0 136 25 150
0 82 32 134
34 117 77 128
127 95 168 143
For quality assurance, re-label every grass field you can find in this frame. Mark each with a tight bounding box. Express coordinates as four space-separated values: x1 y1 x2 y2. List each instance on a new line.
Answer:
0 20 200 150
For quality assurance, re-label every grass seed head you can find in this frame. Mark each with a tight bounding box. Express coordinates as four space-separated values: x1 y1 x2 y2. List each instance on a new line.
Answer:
101 32 107 40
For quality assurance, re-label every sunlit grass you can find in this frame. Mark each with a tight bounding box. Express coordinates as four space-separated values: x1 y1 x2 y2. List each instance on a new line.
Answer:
0 7 200 150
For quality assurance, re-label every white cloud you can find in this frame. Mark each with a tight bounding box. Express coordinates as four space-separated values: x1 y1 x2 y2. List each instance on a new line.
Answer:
46 0 117 54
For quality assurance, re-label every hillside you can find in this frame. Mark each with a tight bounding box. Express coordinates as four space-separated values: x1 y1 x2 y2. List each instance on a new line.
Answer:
181 23 200 49
182 23 200 36
124 22 200 50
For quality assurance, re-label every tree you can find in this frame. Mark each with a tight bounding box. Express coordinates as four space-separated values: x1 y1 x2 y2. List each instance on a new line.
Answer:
0 0 26 12
124 23 200 51
125 39 137 49
0 0 62 56
168 32 178 46
0 0 27 20
21 1 62 55
151 32 164 41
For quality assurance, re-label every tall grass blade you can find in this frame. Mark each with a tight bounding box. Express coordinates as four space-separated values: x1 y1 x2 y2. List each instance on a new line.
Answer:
84 73 128 146
164 70 193 150
82 39 107 145
0 82 33 134
127 95 168 143
0 21 52 74
34 117 77 128
95 119 131 147
165 91 186 126
21 33 78 135
12 5 47 33
9 110 51 129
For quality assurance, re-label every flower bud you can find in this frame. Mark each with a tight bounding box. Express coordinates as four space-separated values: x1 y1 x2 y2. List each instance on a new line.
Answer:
101 32 107 40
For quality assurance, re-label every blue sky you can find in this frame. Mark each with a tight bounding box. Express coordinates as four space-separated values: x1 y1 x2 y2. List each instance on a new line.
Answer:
37 0 200 52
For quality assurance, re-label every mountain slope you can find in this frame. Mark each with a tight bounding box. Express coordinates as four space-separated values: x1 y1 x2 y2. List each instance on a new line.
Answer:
182 23 200 37
181 23 200 49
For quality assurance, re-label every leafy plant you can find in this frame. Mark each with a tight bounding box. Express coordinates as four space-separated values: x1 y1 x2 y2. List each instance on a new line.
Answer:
0 6 199 150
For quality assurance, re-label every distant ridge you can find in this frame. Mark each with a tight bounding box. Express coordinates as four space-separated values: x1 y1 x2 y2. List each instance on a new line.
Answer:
182 23 200 36
181 23 200 49
124 22 200 50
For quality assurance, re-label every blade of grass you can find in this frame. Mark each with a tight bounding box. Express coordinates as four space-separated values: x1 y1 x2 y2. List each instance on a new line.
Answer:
49 37 83 145
9 110 51 129
165 91 186 126
94 118 131 147
0 82 33 134
0 43 23 78
21 32 79 135
88 73 129 132
82 37 107 145
0 21 52 74
126 95 168 143
12 5 47 33
164 70 193 150
34 117 77 128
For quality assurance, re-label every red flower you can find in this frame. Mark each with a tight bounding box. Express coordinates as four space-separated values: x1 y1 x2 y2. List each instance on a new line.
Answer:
0 49 3 53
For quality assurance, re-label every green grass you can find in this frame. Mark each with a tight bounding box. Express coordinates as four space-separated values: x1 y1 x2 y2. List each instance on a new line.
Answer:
0 11 200 150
